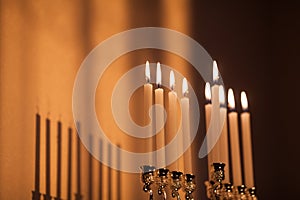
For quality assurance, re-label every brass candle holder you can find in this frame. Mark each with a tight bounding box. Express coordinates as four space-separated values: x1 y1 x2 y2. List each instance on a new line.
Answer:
170 171 183 200
140 165 156 200
182 174 196 200
205 162 258 200
156 168 169 200
140 166 196 199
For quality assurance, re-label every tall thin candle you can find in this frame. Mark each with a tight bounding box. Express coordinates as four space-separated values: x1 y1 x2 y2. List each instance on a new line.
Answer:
241 91 255 188
228 88 242 186
155 62 165 167
181 78 192 173
211 61 221 162
168 71 181 170
219 86 230 183
204 82 212 174
144 61 154 164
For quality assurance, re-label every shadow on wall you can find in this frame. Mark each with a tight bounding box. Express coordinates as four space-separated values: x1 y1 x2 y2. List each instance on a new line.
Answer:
32 113 121 200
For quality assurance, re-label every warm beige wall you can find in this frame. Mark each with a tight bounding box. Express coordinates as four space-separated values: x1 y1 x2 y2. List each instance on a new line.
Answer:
0 0 198 199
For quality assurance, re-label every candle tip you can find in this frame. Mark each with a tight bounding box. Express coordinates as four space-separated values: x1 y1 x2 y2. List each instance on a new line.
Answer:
156 62 162 86
228 88 235 109
170 70 175 90
213 60 219 82
205 82 211 101
145 61 150 83
182 78 188 96
241 91 248 110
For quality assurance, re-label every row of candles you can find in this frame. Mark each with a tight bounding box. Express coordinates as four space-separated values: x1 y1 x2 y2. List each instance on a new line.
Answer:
144 61 192 173
205 61 255 189
143 60 255 190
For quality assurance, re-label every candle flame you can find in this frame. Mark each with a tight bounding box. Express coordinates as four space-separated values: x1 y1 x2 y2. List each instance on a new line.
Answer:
205 82 211 101
156 62 161 85
170 70 175 90
145 61 150 83
213 60 219 82
219 85 225 105
241 91 248 110
228 88 235 109
182 78 188 96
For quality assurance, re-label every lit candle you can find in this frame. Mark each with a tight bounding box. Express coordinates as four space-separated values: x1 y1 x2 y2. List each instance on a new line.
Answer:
211 61 220 162
228 88 242 186
219 86 230 183
240 91 255 188
204 82 212 174
144 61 154 164
155 62 165 167
168 71 183 170
181 78 192 173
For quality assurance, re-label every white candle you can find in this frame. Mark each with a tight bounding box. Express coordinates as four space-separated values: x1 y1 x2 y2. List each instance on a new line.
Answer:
167 71 177 168
240 91 255 188
204 82 212 174
181 78 192 174
219 86 230 183
211 61 221 163
144 61 154 164
228 88 242 186
155 62 165 167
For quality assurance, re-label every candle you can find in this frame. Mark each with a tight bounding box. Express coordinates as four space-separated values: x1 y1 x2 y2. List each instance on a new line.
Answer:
228 88 242 186
211 61 221 162
241 91 255 188
204 82 212 173
219 86 230 183
144 61 154 164
181 78 192 173
155 62 165 167
168 71 181 170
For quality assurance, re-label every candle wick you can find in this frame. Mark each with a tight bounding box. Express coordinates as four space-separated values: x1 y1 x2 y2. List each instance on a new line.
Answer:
146 77 150 84
184 91 188 97
171 85 175 91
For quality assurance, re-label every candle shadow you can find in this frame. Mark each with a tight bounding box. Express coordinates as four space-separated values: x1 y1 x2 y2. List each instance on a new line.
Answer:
75 122 82 200
55 121 62 200
67 127 72 200
88 134 93 200
108 144 112 200
32 113 41 200
99 139 103 200
43 118 52 200
117 144 121 200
